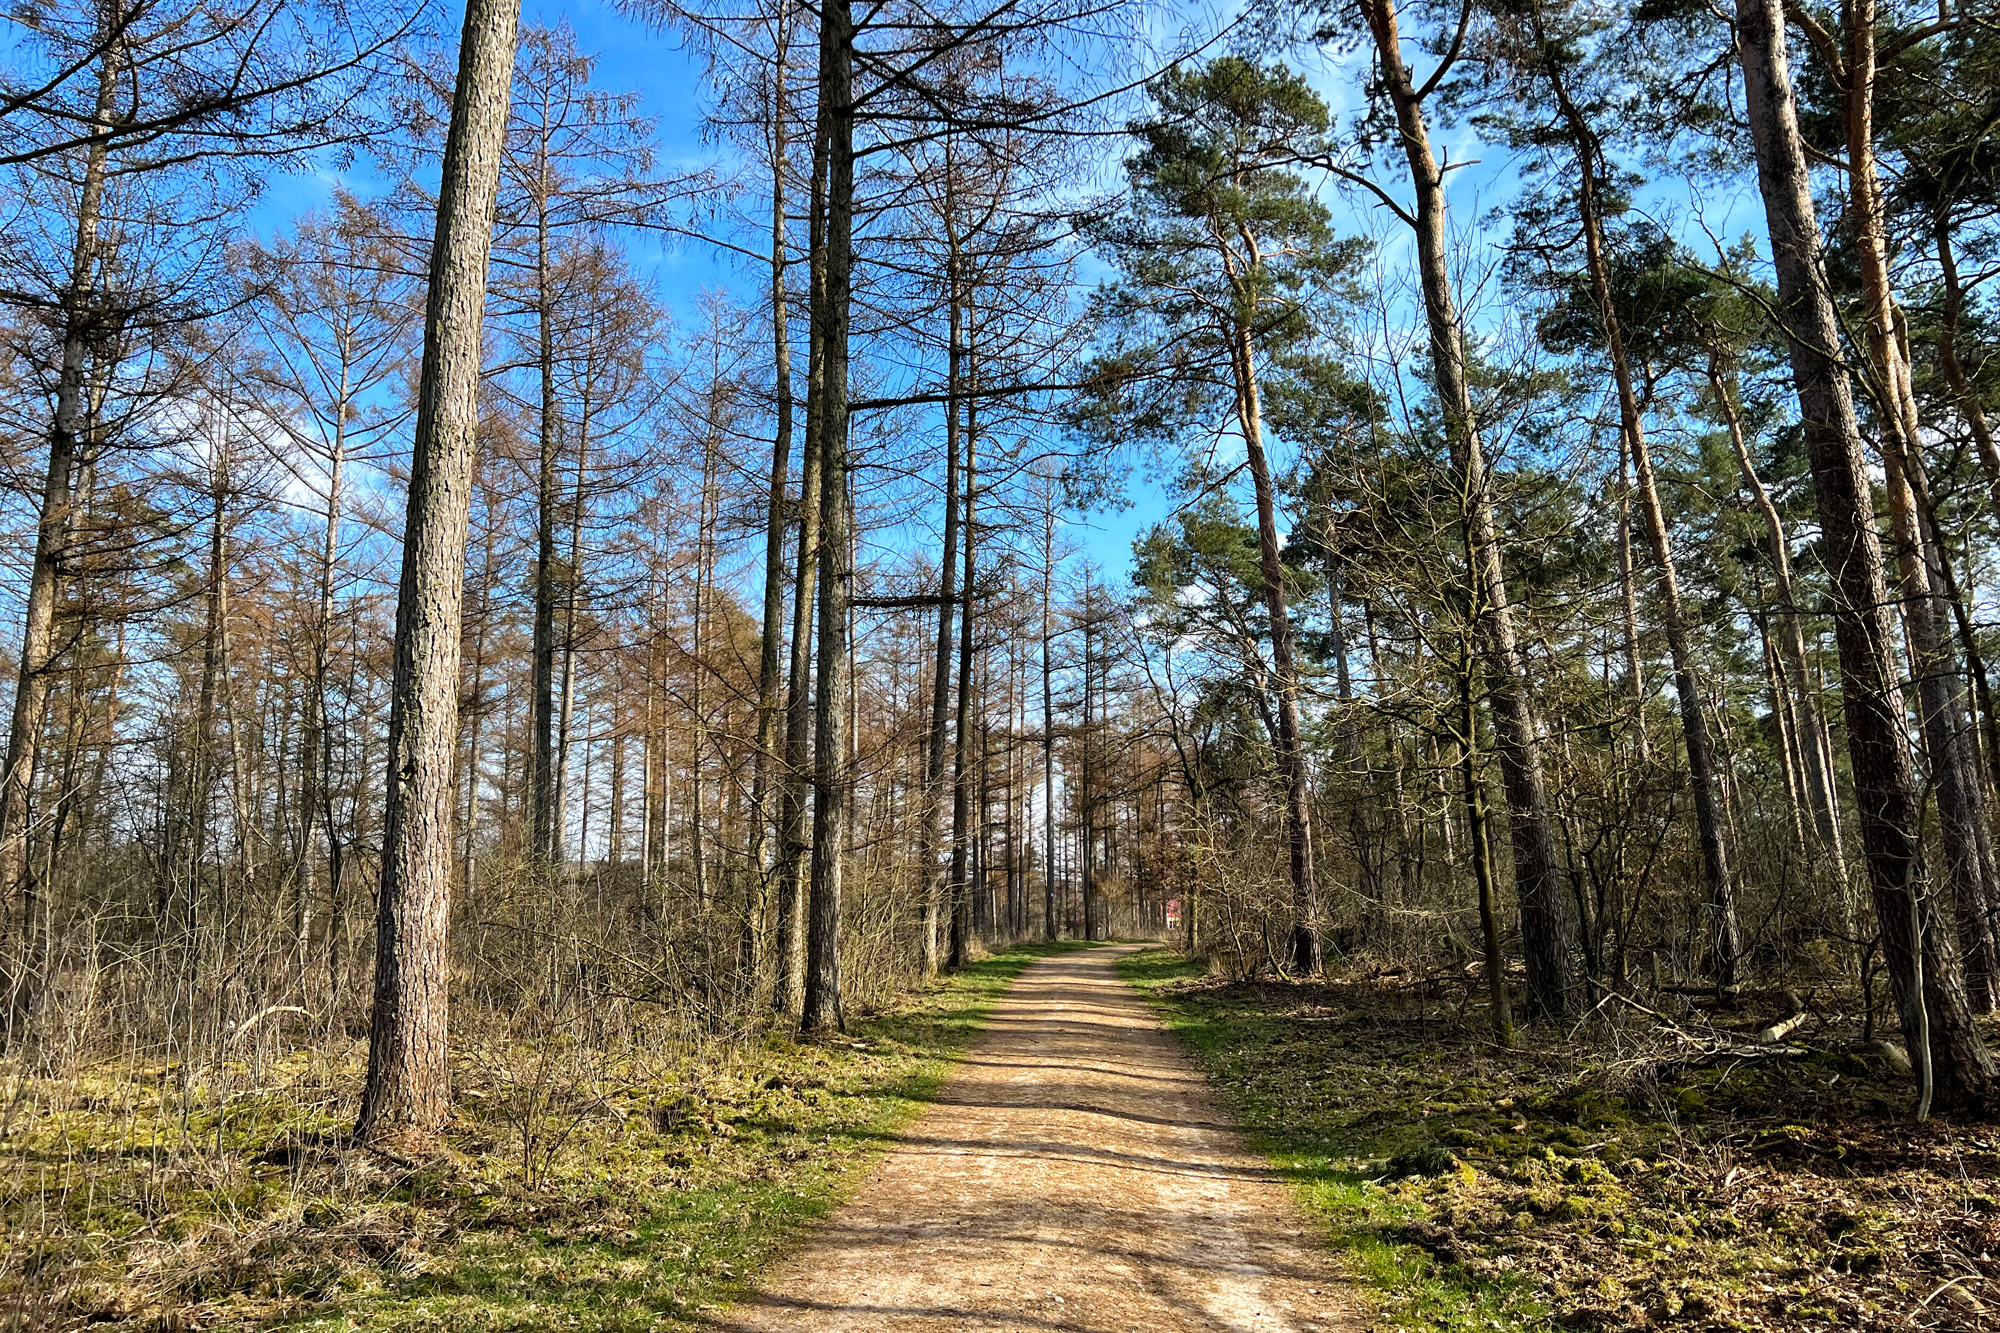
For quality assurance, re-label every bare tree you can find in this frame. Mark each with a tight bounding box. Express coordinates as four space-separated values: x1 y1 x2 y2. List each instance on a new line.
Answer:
357 0 522 1144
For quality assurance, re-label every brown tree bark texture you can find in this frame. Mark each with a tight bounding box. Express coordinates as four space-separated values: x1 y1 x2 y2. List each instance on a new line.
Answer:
358 0 522 1142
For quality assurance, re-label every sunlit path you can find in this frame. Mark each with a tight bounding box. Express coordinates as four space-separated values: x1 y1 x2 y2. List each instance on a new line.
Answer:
716 945 1359 1333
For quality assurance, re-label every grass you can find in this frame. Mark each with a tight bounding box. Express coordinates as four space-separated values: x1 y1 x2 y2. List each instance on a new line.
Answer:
2 940 1098 1332
1120 946 1997 1333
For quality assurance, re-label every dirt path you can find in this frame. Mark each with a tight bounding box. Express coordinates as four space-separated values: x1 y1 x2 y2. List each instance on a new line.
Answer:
716 944 1361 1332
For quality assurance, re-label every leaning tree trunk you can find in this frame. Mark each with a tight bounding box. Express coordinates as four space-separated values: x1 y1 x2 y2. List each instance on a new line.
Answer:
1735 0 1994 1111
1228 304 1321 974
1936 218 2000 520
1543 60 1742 988
1838 0 1998 1012
357 0 521 1143
1361 0 1577 1018
799 0 853 1035
1711 367 1845 868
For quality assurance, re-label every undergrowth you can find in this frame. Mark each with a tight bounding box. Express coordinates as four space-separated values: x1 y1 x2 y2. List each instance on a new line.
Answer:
1 940 1096 1331
1121 947 1998 1333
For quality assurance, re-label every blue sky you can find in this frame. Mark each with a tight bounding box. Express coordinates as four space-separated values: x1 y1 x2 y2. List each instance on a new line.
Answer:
249 0 1777 592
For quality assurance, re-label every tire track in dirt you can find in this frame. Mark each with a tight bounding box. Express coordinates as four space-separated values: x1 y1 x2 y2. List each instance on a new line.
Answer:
714 944 1362 1332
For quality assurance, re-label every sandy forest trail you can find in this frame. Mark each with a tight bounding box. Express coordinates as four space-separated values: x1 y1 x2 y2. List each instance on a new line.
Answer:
715 944 1362 1333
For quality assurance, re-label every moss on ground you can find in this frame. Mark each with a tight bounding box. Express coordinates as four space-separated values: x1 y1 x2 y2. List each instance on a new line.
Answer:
1121 947 1999 1333
2 941 1098 1331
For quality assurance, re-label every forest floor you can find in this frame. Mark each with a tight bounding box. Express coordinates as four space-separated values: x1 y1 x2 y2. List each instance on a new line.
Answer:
1122 947 2000 1333
0 940 1094 1332
717 941 1360 1333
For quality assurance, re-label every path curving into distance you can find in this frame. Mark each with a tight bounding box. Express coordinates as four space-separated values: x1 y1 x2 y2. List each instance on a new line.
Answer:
715 944 1361 1333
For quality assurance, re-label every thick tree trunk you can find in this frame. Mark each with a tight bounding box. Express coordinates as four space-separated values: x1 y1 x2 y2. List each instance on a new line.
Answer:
1837 0 1998 1012
357 0 520 1143
0 28 120 1035
799 0 853 1035
1735 0 1994 1110
1361 0 1577 1017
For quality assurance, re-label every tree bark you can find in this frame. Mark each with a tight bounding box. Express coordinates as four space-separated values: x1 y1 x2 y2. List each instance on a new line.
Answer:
772 86 830 1021
1712 367 1845 866
529 184 560 872
1080 576 1097 943
1460 641 1514 1047
1041 488 1059 942
1229 307 1320 974
799 0 852 1035
1834 0 1998 1013
1734 0 1993 1110
1541 56 1742 987
1936 218 2000 518
919 189 964 978
947 389 977 968
357 0 520 1142
1360 0 1578 1017
749 22 796 951
0 21 120 1034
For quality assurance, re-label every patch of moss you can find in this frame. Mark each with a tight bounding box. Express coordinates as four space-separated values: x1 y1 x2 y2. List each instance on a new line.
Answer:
1120 946 1984 1333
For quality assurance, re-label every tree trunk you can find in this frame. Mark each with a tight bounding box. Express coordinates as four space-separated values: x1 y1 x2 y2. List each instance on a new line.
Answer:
1080 579 1096 943
1712 368 1845 866
1461 641 1514 1047
800 0 853 1035
947 391 977 968
920 199 964 978
530 197 560 872
1360 0 1577 1017
1041 490 1058 942
1229 309 1319 974
1936 217 2000 519
1544 62 1742 987
1735 0 1994 1110
357 0 520 1143
1836 0 1997 1013
1615 432 1650 764
772 95 831 1020
749 22 795 943
0 26 120 1034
